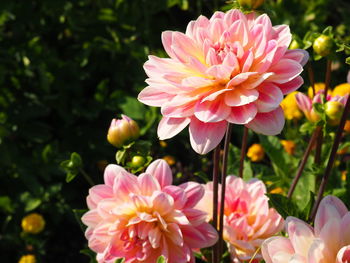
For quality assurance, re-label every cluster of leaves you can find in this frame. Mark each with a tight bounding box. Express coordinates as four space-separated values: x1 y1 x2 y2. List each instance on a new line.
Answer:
0 0 349 262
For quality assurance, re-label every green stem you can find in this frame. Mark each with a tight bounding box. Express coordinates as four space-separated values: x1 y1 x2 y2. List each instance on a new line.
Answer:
212 146 221 263
79 168 95 186
239 127 248 178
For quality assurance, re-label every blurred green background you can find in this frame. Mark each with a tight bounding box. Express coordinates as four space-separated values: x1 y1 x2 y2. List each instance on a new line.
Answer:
0 0 349 262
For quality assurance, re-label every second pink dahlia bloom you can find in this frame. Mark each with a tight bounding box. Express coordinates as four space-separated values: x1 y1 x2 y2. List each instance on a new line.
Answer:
81 159 218 263
195 176 284 262
262 195 350 263
138 9 308 154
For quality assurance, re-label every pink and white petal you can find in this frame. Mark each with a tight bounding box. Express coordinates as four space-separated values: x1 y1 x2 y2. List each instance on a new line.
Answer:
245 106 285 135
315 195 348 236
189 117 227 154
347 71 350 84
162 31 176 59
166 223 184 247
88 185 114 209
162 185 187 210
158 117 190 140
194 99 231 122
256 83 284 112
151 191 174 216
113 170 139 197
195 222 219 247
295 92 312 113
148 226 162 249
180 225 209 248
284 49 309 66
183 208 208 226
146 159 173 188
261 236 294 263
340 212 350 245
161 97 196 118
239 72 274 90
179 182 205 208
81 210 102 228
138 86 174 107
224 88 259 107
104 164 127 187
201 88 231 102
278 76 304 95
137 173 161 196
337 246 350 263
269 59 303 84
318 218 341 258
226 103 257 124
226 72 258 88
308 239 330 263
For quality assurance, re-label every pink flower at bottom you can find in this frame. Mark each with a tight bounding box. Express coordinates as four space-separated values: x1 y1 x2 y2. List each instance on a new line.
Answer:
262 195 350 263
138 9 308 154
195 176 284 262
82 159 218 263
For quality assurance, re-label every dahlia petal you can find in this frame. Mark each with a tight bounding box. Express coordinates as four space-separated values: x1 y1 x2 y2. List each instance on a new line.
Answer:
226 103 257 124
148 227 161 249
308 239 329 263
194 99 231 122
130 193 149 211
88 185 114 209
137 173 161 196
181 225 208 248
104 164 127 187
279 76 304 95
189 117 227 154
161 96 196 118
171 32 201 63
166 223 184 247
162 31 175 58
269 59 303 84
295 92 311 112
179 182 205 208
183 208 208 226
170 210 190 225
314 195 348 236
88 223 112 253
284 49 309 66
337 246 350 263
254 14 272 37
226 72 258 88
256 83 283 112
151 191 174 215
162 185 187 210
262 237 294 263
319 218 341 257
340 212 350 245
224 88 259 107
182 76 216 88
245 106 285 135
158 117 190 140
195 222 219 247
201 88 231 102
138 86 174 107
239 72 274 90
113 170 139 197
146 159 173 188
241 50 254 72
82 210 101 227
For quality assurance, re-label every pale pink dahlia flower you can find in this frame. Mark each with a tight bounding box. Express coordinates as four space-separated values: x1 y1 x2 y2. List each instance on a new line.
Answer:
195 176 284 262
262 195 350 263
138 9 309 154
81 159 218 263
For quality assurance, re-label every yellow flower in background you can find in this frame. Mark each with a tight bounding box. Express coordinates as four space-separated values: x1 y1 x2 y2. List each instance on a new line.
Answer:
21 213 45 234
280 140 296 155
332 83 350 97
162 155 175 166
341 171 347 182
281 92 303 121
18 255 36 263
344 120 350 134
308 82 325 98
159 140 167 148
247 144 265 162
270 187 284 194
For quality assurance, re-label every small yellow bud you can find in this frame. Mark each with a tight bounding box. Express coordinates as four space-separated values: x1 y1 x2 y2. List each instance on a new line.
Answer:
270 187 284 194
18 255 36 263
21 213 45 234
107 115 140 148
238 0 264 9
325 101 344 125
313 35 334 57
131 156 146 168
247 144 265 162
280 140 296 155
159 140 167 148
289 39 300 50
163 155 176 166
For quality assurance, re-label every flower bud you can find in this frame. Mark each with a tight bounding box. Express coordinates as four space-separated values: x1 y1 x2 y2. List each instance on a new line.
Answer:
238 0 264 9
313 35 334 57
247 143 265 162
325 101 344 125
289 39 300 50
107 115 140 148
131 155 145 168
21 213 45 234
19 255 36 263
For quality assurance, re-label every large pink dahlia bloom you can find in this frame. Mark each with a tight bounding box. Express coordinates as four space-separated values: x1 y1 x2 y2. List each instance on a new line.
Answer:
262 195 350 263
195 176 284 261
81 159 218 263
138 9 308 154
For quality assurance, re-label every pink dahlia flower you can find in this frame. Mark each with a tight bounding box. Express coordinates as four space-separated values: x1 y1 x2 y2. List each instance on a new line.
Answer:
262 195 350 263
138 9 308 154
195 176 284 261
81 159 218 263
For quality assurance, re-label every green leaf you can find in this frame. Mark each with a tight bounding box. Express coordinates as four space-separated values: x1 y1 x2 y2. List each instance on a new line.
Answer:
114 258 125 263
346 56 350 65
116 149 126 164
267 193 301 219
0 196 14 213
299 122 315 134
66 171 78 183
156 255 166 263
120 97 146 120
293 172 316 210
243 160 253 180
71 152 83 167
300 192 315 221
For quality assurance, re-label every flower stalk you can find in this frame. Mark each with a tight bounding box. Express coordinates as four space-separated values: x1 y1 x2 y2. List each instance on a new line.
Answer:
212 145 221 263
239 127 249 178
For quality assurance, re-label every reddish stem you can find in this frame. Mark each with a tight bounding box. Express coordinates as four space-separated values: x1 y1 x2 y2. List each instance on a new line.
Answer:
239 127 249 178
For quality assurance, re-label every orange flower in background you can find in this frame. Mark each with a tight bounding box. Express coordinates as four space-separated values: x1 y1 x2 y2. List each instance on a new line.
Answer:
163 155 176 166
247 143 265 162
280 140 296 155
21 213 45 234
344 120 350 133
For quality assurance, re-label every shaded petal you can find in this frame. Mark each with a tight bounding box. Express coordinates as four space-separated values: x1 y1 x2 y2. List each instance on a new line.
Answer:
166 223 184 246
278 76 304 95
138 85 174 107
146 159 173 188
284 49 309 66
245 106 285 135
295 92 311 113
269 59 303 84
158 117 190 140
340 212 350 246
224 88 259 107
137 173 161 196
87 184 114 209
262 236 294 263
189 118 227 154
337 246 350 263
227 103 257 124
179 182 205 208
308 239 330 263
163 185 187 210
194 99 231 122
256 83 283 112
151 191 174 215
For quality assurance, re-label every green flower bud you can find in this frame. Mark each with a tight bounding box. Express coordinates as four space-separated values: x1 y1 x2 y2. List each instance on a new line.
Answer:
131 155 146 168
313 35 334 57
289 39 300 50
107 115 140 148
325 101 344 125
238 0 264 9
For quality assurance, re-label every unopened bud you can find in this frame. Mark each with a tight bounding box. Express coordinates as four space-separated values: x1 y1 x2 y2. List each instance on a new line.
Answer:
238 0 264 9
131 155 146 168
325 101 344 125
107 115 140 148
313 35 334 57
